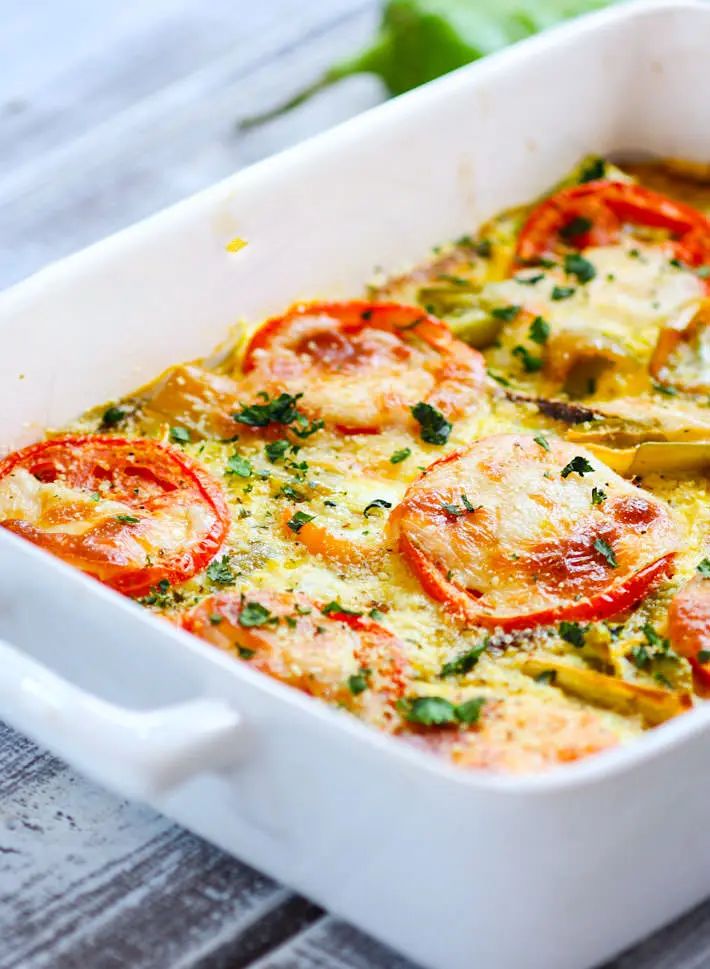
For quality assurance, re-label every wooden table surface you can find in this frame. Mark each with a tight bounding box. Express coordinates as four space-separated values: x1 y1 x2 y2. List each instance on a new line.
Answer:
2 3 710 966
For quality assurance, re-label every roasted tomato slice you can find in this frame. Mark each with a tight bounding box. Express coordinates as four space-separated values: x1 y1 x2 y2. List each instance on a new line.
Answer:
401 693 619 774
183 590 409 726
0 436 229 597
669 572 710 662
390 434 678 630
515 180 710 276
241 300 486 433
650 299 710 394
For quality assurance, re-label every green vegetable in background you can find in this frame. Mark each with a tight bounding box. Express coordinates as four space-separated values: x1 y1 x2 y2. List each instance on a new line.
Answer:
243 0 621 127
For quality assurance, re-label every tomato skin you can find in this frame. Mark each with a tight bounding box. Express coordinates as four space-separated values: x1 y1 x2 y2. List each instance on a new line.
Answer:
0 436 229 597
243 300 455 370
669 574 710 661
241 300 486 434
391 435 678 631
399 530 673 631
516 180 710 283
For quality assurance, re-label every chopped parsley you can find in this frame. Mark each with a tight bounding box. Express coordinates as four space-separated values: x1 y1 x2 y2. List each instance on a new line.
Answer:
533 433 550 451
411 401 452 445
347 669 371 695
368 608 385 621
629 644 651 670
591 486 607 506
390 447 411 464
169 426 190 444
233 392 322 439
560 215 593 241
698 650 710 664
238 646 256 660
364 498 393 517
593 537 617 568
516 272 545 286
265 439 289 463
225 454 252 478
321 601 362 617
115 514 140 524
697 558 710 578
238 601 275 628
279 484 306 501
561 455 595 478
578 157 606 183
551 285 576 301
441 493 479 517
559 621 586 648
397 695 486 727
512 345 543 373
208 613 223 625
492 304 521 322
287 510 315 533
528 315 550 344
101 405 126 428
473 238 493 258
207 555 237 585
642 623 672 655
440 638 489 677
652 381 678 397
534 670 557 686
487 369 511 387
564 253 596 283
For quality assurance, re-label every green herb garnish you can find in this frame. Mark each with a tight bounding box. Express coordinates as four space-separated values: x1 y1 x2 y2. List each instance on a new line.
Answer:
564 252 596 283
397 695 485 727
265 439 290 463
239 601 275 628
591 486 606 506
593 538 617 568
287 510 315 533
169 426 190 444
226 454 253 478
364 499 393 517
559 621 586 648
561 455 594 478
390 447 411 464
411 401 452 445
492 304 521 322
528 315 550 344
207 555 236 585
321 601 363 617
512 345 543 373
440 639 489 677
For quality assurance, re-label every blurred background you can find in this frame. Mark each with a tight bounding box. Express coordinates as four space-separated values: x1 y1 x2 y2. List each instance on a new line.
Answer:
0 0 384 289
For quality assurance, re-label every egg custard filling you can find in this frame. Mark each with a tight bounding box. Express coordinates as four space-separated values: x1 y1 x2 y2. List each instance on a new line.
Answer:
2 158 710 774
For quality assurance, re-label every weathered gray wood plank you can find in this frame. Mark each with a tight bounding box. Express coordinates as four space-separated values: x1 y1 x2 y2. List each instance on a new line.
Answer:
0 725 320 969
0 0 381 289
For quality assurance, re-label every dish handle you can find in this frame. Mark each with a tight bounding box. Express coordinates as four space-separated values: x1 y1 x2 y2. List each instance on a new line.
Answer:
0 638 243 801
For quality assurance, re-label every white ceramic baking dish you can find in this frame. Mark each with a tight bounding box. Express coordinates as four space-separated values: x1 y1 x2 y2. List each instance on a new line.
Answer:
1 3 710 966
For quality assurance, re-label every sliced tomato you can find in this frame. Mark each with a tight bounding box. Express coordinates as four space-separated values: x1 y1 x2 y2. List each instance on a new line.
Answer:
390 434 678 630
241 301 486 434
669 573 710 662
402 693 619 774
183 589 409 726
650 300 710 394
516 180 710 279
0 436 229 597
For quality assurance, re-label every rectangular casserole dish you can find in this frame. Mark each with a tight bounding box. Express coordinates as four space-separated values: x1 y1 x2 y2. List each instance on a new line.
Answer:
1 3 710 967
